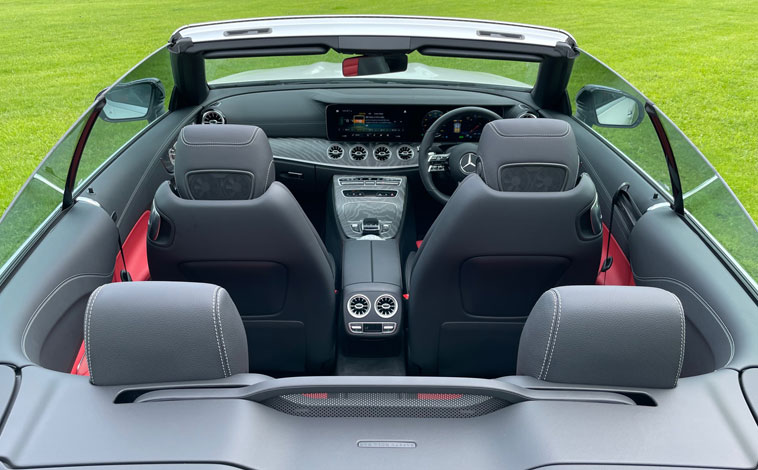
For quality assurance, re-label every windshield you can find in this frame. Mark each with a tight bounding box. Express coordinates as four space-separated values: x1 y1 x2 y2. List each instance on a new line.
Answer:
205 51 539 89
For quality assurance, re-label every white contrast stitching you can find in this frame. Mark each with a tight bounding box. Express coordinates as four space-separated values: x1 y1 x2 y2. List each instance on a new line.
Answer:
544 289 563 381
670 292 686 387
215 288 231 377
21 272 111 358
85 285 105 384
210 286 228 377
633 274 734 364
538 290 559 380
264 159 274 189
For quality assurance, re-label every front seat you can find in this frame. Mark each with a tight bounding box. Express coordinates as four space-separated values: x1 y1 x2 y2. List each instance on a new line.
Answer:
406 119 602 378
147 124 336 376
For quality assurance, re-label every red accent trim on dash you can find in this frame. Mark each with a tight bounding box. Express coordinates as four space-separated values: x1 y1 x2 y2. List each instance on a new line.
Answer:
342 57 359 76
403 294 409 300
112 211 151 283
416 240 423 249
303 393 329 399
71 211 152 376
417 393 463 400
596 224 635 286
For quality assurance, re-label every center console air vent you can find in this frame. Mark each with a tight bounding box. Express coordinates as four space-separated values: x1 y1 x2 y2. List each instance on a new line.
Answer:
373 145 391 161
347 294 371 318
327 144 344 159
397 145 415 160
518 112 538 118
201 109 226 124
350 145 368 161
374 295 398 318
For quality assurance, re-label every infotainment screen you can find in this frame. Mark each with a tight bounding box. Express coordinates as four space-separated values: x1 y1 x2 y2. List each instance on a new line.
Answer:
326 106 409 141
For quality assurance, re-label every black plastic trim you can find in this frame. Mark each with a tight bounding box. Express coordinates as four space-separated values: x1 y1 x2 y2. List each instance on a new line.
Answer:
645 102 684 215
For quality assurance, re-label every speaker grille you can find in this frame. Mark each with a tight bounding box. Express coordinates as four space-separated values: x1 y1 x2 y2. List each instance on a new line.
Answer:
264 392 506 418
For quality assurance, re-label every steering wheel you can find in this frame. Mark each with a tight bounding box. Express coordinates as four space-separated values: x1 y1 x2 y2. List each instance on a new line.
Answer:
419 106 501 204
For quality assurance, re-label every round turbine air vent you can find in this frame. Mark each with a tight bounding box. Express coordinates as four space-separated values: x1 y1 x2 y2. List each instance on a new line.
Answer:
373 145 391 161
347 294 371 318
397 145 415 160
201 109 226 124
374 295 398 318
350 145 368 161
327 144 345 159
518 111 538 119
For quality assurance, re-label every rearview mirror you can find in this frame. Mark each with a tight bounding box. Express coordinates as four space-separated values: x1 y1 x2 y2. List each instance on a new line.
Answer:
342 54 408 77
99 78 166 123
576 85 644 128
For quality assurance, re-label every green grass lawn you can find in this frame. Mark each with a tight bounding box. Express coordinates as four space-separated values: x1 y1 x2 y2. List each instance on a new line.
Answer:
1 1 756 244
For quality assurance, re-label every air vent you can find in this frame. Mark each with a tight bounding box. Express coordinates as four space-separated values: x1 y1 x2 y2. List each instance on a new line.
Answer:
397 145 415 160
373 145 391 161
201 109 226 124
327 144 345 159
347 294 371 318
350 145 368 161
374 295 398 318
519 112 538 119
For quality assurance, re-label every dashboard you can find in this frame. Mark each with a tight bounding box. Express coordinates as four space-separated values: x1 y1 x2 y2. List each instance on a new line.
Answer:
326 105 498 143
181 88 539 170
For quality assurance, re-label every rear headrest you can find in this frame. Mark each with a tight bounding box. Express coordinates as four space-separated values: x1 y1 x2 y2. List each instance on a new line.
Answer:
175 124 274 200
517 286 685 389
84 282 248 386
476 119 579 192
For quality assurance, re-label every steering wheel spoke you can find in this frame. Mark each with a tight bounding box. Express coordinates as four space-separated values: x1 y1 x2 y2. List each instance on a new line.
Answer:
427 152 450 172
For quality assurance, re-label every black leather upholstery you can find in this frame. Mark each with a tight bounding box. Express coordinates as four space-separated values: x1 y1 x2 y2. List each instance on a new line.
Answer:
85 282 248 386
406 119 601 378
148 125 336 375
476 119 579 192
175 124 275 200
518 286 685 388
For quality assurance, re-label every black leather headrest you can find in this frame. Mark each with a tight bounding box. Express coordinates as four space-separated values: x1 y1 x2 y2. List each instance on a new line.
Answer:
175 124 274 200
517 286 685 389
84 282 248 386
476 119 579 192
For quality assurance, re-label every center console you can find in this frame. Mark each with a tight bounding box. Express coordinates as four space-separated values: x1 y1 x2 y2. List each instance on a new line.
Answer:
332 175 408 239
332 175 407 369
341 239 403 337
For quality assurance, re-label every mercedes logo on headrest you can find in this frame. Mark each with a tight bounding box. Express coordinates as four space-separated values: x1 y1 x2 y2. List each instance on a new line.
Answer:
460 152 478 174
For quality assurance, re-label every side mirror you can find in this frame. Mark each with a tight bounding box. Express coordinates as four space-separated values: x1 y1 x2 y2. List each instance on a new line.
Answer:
99 78 166 123
576 85 644 128
342 54 408 77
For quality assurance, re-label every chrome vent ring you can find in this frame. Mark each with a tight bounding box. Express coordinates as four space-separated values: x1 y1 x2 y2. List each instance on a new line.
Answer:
397 145 415 160
201 109 226 124
327 144 345 159
373 145 391 161
350 145 368 161
374 295 398 318
347 294 371 318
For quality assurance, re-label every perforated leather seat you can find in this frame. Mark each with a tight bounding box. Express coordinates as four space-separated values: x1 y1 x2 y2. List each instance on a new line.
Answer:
406 119 602 378
147 124 336 375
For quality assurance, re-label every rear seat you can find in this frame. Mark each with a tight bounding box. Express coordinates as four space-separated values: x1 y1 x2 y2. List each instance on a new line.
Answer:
84 281 248 386
517 285 685 388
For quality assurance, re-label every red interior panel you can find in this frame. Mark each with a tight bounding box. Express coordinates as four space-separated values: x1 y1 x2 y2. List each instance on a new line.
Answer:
112 211 151 283
596 224 635 286
72 211 151 376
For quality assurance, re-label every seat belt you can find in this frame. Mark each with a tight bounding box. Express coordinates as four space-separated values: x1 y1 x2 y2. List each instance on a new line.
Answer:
111 211 132 282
